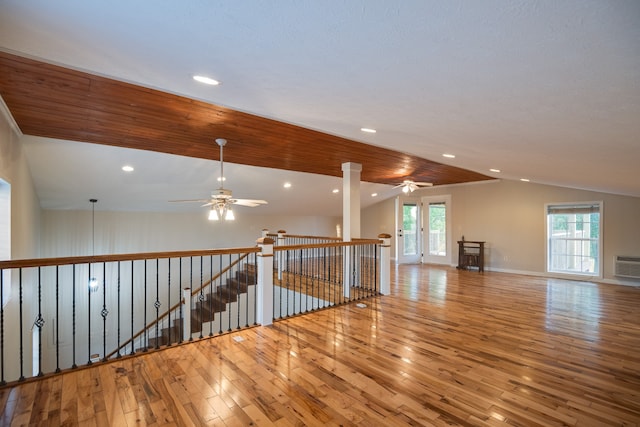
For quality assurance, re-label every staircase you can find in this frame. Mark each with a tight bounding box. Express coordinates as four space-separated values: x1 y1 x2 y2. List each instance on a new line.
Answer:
147 264 257 348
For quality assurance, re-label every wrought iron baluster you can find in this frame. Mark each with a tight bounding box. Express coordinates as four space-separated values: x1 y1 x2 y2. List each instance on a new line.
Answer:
18 269 24 380
298 249 303 314
72 265 77 368
36 267 44 376
286 250 290 317
55 266 60 373
116 261 121 358
375 243 379 294
130 260 135 355
244 255 249 328
179 258 183 343
167 257 172 346
227 254 232 332
199 256 204 339
218 254 223 335
87 263 92 365
252 252 258 326
189 256 194 342
236 254 241 330
143 260 148 351
303 248 308 313
335 246 340 304
154 258 160 349
208 255 213 337
102 262 108 361
321 247 326 308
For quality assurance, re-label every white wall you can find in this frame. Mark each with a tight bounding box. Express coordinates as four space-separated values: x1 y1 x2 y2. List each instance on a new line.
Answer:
40 210 341 257
362 179 640 285
0 103 40 260
0 101 42 381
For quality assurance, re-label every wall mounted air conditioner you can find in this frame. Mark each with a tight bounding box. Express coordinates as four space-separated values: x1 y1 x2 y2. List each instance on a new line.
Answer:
614 256 640 280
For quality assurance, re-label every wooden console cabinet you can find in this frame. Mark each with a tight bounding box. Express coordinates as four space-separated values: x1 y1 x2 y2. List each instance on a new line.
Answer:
457 241 485 272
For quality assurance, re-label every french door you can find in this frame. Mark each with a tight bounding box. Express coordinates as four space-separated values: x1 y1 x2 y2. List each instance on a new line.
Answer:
396 198 421 264
422 195 452 265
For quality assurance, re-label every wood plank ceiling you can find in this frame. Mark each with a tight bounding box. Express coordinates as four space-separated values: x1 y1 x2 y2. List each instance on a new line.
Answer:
0 51 491 186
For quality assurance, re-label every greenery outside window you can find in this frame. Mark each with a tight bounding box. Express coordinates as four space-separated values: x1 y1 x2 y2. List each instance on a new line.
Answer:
546 202 602 276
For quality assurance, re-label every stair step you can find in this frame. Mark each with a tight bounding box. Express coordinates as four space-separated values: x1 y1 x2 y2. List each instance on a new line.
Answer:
141 266 256 350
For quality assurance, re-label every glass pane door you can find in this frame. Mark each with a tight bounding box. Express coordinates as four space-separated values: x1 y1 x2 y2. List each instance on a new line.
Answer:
403 203 418 257
396 198 421 264
428 202 446 256
422 195 451 265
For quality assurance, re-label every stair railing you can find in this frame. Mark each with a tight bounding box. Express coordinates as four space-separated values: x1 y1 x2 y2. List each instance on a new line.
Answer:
104 251 253 359
0 233 390 386
0 247 259 385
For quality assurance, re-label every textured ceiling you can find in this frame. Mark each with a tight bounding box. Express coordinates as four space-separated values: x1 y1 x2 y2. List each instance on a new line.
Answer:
0 0 639 217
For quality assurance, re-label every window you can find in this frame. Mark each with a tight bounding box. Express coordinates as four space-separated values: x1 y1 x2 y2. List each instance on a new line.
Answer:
546 202 602 276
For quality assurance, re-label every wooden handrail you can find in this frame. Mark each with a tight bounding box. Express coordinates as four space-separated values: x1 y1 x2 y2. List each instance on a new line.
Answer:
267 233 342 241
273 239 381 252
0 247 261 270
105 252 252 359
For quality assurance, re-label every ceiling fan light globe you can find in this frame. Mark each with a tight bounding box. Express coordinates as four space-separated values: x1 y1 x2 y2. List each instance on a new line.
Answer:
402 185 410 194
225 208 235 220
208 208 219 221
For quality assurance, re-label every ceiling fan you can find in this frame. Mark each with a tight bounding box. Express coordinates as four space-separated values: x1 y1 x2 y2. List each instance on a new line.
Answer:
393 180 433 193
170 138 267 220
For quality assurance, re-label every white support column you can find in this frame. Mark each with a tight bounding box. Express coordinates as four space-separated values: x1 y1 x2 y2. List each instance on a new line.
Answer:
342 162 362 298
342 162 362 241
261 228 269 238
256 237 274 326
378 233 392 295
182 288 192 341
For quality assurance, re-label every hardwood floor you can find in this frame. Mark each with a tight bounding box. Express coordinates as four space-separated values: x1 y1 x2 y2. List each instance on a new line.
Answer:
1 265 639 426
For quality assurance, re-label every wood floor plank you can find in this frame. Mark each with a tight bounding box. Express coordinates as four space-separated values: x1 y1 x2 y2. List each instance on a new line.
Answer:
1 265 640 425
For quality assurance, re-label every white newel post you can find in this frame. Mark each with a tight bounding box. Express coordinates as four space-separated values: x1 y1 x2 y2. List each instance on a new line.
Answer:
256 237 274 326
183 288 192 341
378 233 392 295
277 230 286 281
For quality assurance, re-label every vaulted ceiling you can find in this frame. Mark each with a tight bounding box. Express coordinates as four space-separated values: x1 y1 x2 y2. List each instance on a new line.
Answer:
0 1 638 216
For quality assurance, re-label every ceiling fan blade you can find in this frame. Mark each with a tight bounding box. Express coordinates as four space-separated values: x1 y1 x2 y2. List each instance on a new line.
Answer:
232 199 268 207
414 182 433 187
169 198 209 203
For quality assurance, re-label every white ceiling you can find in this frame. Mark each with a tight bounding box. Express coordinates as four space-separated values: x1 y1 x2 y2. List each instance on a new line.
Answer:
1 0 639 215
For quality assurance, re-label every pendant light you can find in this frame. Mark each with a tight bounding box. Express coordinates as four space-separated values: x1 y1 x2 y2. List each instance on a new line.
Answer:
88 198 99 293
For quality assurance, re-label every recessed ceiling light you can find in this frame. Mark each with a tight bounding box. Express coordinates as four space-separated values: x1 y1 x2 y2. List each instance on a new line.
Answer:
490 168 501 173
121 165 134 172
442 153 456 159
360 128 376 133
332 189 340 194
371 193 378 197
193 75 220 85
283 182 292 188
520 178 530 182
